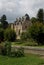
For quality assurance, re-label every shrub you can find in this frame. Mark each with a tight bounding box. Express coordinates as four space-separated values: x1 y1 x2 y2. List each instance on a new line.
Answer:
4 28 16 42
4 41 11 56
28 22 44 45
25 41 38 46
1 46 7 55
0 28 4 42
1 41 11 56
20 32 29 41
1 41 24 57
0 44 4 54
15 47 24 57
11 47 24 57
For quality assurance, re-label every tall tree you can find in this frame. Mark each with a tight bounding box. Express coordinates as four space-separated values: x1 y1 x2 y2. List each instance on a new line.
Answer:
1 15 8 29
28 22 44 45
31 17 37 23
37 9 44 23
0 28 4 42
25 14 30 20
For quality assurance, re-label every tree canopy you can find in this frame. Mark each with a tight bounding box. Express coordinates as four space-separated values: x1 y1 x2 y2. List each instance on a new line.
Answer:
0 14 8 29
31 17 37 23
25 14 30 20
28 22 44 45
37 9 44 23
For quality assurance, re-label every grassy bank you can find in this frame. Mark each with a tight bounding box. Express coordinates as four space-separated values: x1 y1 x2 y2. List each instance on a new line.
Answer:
12 41 44 48
11 41 38 46
0 54 44 65
0 41 44 48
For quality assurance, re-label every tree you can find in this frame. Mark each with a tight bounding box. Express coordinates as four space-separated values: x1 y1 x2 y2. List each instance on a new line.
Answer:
37 9 44 23
31 17 37 23
0 28 4 42
20 32 29 41
25 14 30 20
4 28 16 41
28 22 44 45
1 15 8 29
0 23 2 28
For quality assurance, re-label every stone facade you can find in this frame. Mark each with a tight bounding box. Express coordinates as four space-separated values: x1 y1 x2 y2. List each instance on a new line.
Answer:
10 15 31 39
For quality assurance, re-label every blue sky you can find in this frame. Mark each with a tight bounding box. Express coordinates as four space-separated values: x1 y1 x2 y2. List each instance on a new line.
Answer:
0 0 44 22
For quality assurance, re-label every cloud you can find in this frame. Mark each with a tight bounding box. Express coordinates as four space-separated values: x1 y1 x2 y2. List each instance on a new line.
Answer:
0 0 44 23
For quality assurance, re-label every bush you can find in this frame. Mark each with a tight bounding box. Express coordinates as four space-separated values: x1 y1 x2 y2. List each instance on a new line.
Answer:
4 28 16 42
0 44 4 54
25 41 38 46
20 32 29 41
15 47 24 57
1 41 24 57
11 47 24 57
1 46 7 55
1 41 11 56
0 28 4 42
28 22 44 45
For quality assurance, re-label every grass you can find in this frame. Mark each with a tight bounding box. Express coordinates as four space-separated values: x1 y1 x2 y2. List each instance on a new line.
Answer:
12 41 44 48
0 41 44 49
11 41 38 46
0 54 44 65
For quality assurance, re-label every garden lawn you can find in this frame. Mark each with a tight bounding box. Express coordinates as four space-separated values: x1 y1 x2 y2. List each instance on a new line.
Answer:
0 54 44 65
12 42 44 48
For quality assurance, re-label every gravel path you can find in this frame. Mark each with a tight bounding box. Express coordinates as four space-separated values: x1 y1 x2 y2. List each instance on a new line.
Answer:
12 46 44 56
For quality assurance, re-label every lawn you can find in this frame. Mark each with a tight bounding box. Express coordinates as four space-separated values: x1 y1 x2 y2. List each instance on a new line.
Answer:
0 54 44 65
1 41 44 48
12 41 44 48
11 41 38 46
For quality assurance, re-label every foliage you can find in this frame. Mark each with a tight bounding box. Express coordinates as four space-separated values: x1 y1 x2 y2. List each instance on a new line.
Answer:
28 22 44 45
11 47 24 57
4 28 16 42
31 17 37 23
37 9 44 23
24 40 38 46
1 41 11 56
1 46 7 55
0 28 4 42
0 14 8 29
15 47 24 57
0 44 4 54
25 14 30 20
1 42 24 57
1 15 7 21
20 32 29 41
0 23 2 28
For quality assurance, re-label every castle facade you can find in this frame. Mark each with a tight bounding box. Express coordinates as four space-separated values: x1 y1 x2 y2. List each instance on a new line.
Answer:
10 14 31 39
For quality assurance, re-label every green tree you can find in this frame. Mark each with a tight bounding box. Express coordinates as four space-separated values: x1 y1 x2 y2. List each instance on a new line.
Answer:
37 9 44 23
25 14 30 20
0 28 4 42
4 28 16 41
0 23 2 28
31 17 37 23
28 22 44 45
1 15 8 29
20 32 29 41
